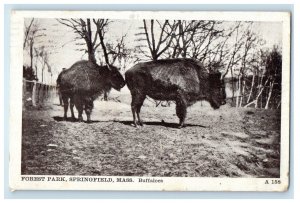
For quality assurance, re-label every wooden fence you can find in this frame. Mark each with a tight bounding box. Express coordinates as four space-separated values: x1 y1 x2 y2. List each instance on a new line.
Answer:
23 79 58 107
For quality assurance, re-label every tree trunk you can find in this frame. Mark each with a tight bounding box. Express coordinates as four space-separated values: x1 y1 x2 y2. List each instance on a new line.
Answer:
179 21 187 58
86 19 97 64
42 66 44 83
258 75 264 108
98 30 109 64
151 52 158 61
230 66 235 103
150 20 156 54
97 25 110 100
85 38 96 64
32 81 37 107
236 75 241 107
265 80 274 109
247 73 255 103
87 44 97 64
30 40 33 69
240 79 246 107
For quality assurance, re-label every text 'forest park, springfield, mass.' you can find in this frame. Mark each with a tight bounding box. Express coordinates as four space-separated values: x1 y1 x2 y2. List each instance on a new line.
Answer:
21 176 164 183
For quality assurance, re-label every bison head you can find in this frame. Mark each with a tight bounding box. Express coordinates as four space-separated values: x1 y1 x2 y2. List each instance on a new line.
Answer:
105 64 126 91
208 71 226 109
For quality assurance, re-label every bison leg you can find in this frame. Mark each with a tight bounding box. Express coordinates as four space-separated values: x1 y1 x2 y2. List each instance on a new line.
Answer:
77 107 84 122
70 97 76 120
131 105 137 127
176 98 187 129
136 96 145 126
74 96 84 122
62 96 69 120
131 93 145 127
85 109 91 123
103 91 108 101
84 100 94 123
59 93 63 106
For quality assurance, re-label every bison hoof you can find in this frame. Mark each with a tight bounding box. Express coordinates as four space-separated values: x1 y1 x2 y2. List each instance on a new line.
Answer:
138 121 144 126
86 120 92 124
63 116 67 121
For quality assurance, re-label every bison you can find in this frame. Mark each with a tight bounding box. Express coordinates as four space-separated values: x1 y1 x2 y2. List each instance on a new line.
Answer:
125 58 226 128
57 60 125 122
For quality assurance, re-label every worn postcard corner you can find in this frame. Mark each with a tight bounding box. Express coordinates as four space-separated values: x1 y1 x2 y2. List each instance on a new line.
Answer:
9 10 290 191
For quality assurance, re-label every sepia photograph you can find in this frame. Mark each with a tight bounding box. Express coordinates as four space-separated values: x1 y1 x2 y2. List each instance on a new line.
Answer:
9 11 290 191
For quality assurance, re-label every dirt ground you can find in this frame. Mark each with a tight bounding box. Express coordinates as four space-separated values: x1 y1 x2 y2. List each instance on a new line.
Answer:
21 90 281 177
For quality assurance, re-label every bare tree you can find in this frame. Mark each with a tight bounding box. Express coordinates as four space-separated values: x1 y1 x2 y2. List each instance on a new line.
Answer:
93 19 110 64
23 18 46 77
169 20 205 58
23 18 35 49
263 46 282 109
33 46 51 83
136 20 178 61
236 26 259 107
181 21 223 62
57 18 101 64
209 22 260 107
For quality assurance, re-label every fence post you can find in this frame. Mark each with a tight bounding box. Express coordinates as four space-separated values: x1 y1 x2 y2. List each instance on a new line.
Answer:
32 81 37 107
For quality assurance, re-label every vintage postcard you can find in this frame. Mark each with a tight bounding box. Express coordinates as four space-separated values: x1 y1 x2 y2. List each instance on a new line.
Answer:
9 10 290 191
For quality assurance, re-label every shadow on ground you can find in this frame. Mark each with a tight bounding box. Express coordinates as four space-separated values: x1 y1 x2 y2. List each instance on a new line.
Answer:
52 116 104 124
53 116 207 128
116 120 207 128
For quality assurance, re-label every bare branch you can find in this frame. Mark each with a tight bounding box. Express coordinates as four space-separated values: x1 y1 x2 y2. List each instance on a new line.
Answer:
23 18 35 48
143 20 153 53
150 20 156 53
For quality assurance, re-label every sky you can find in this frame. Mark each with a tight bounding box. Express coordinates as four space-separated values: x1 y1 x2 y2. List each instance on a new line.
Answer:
23 18 283 85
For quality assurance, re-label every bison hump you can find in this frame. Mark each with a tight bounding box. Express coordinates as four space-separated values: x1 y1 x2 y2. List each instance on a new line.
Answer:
149 62 200 93
59 60 104 95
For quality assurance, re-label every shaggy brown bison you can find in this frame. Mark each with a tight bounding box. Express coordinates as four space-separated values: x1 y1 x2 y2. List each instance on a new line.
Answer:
57 60 125 122
125 58 226 128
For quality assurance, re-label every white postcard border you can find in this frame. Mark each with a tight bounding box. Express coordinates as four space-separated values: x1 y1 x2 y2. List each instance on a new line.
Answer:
9 10 291 191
